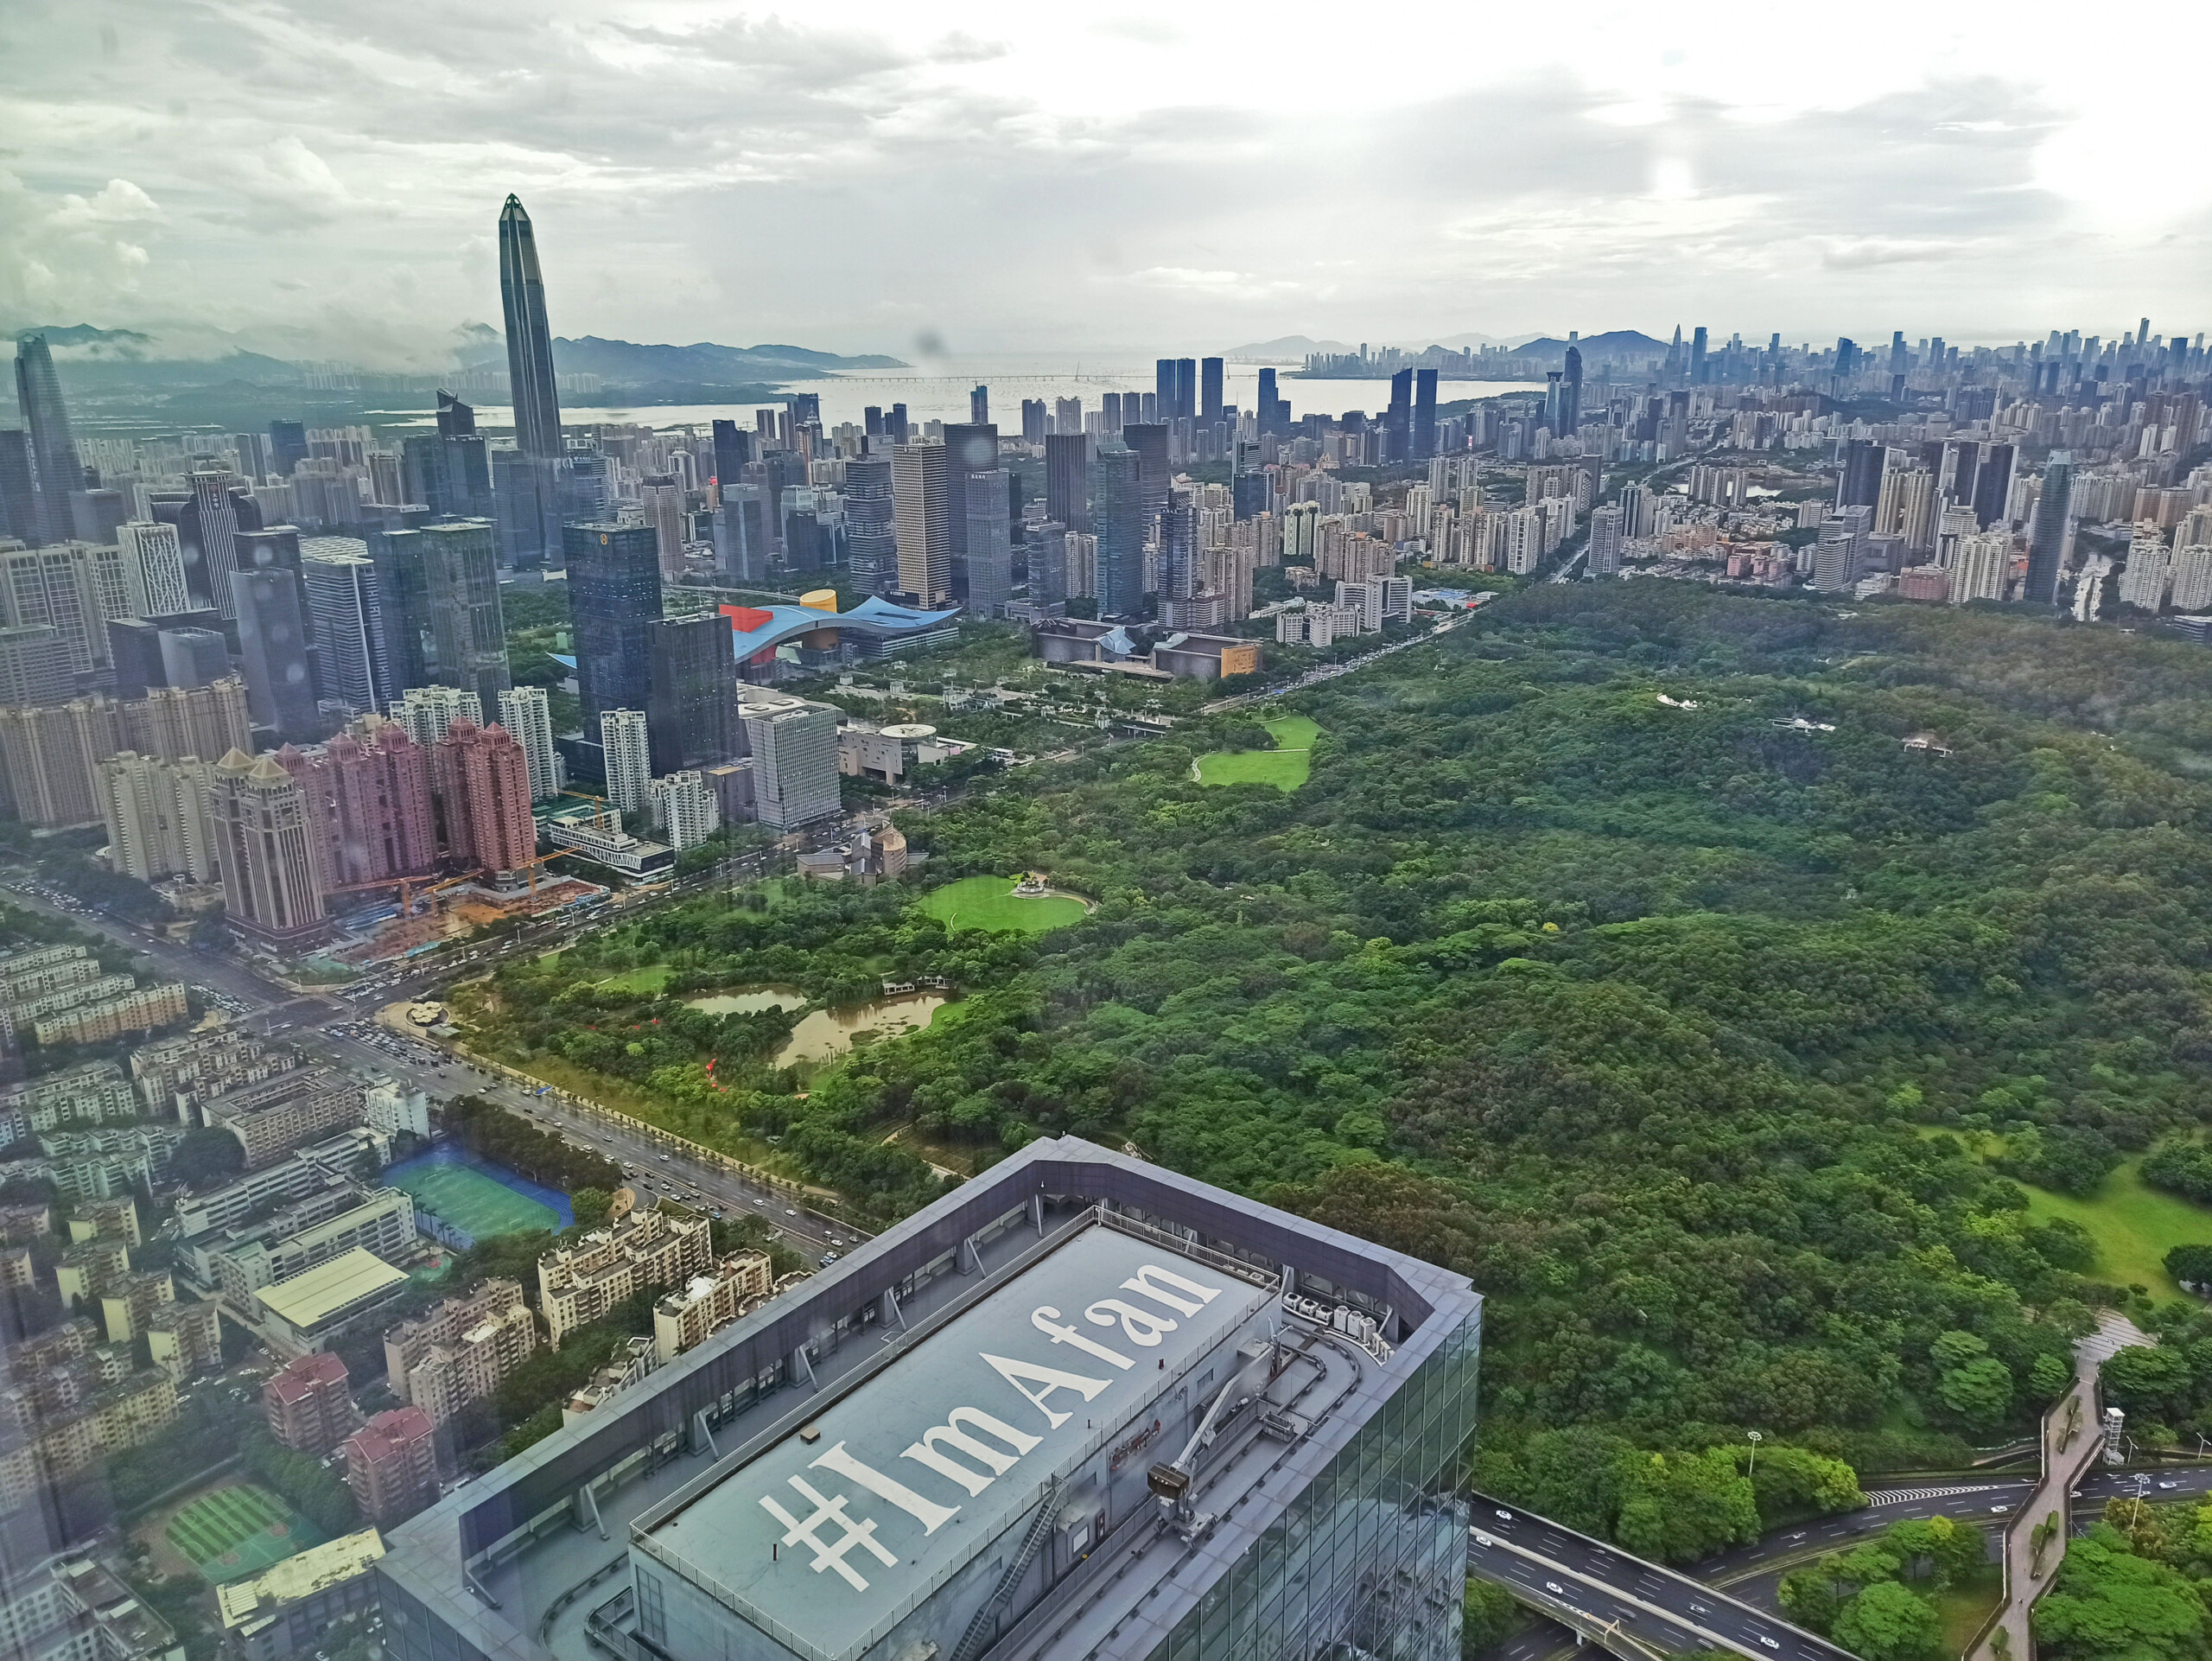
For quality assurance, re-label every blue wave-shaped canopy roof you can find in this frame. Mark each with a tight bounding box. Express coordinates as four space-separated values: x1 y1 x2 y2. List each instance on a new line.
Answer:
546 596 962 672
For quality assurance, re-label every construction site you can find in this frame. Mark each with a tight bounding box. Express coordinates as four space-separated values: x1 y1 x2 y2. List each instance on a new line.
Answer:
309 850 609 968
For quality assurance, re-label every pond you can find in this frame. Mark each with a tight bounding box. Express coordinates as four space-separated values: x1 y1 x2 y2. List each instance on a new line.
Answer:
684 985 810 1015
773 992 950 1068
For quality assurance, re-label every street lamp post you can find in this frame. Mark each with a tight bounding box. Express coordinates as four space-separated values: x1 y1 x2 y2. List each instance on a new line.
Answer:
1748 1429 1762 1480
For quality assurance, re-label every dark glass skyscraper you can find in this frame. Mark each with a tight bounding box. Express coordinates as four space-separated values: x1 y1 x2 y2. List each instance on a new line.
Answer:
13 335 83 546
1121 423 1168 538
2024 452 2073 606
842 455 898 595
1200 357 1224 423
498 196 564 462
1094 448 1146 620
1838 439 1885 510
646 611 739 772
942 422 996 596
710 419 752 493
1973 443 2015 530
1045 433 1090 536
1414 367 1438 459
1560 348 1581 436
565 520 664 745
0 430 37 545
1386 369 1414 463
1173 358 1197 421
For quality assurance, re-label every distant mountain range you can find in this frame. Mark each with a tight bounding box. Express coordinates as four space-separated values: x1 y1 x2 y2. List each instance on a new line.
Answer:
1220 335 1357 361
10 324 906 395
1508 330 1673 366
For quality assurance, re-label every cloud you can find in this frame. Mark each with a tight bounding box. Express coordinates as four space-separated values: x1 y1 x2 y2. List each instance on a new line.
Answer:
0 0 2206 358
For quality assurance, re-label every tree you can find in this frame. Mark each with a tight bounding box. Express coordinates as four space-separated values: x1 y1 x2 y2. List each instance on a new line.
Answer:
2164 1244 2212 1288
2033 1527 2206 1661
1832 1581 1942 1661
1937 1357 2014 1430
1612 1450 1759 1564
168 1129 244 1191
572 1187 613 1230
1461 1581 1519 1656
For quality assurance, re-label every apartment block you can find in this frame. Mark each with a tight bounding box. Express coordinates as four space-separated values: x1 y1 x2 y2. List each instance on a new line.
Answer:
132 1024 301 1123
537 1207 713 1349
382 1279 537 1425
203 1067 365 1168
98 1271 175 1343
173 1128 388 1238
143 1300 224 1380
0 1368 177 1510
263 1352 357 1454
342 1405 438 1526
651 1250 773 1364
31 983 188 1047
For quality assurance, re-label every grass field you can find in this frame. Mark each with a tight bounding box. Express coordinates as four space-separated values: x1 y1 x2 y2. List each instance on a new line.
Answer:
1194 715 1323 790
388 1159 561 1240
1929 1565 2004 1657
166 1484 323 1583
2022 1157 2212 1294
918 876 1089 935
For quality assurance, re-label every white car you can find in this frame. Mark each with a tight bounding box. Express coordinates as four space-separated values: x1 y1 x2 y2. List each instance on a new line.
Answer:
1758 1639 1779 1651
1471 1531 1495 1548
1494 1508 1513 1522
1543 1581 1565 1596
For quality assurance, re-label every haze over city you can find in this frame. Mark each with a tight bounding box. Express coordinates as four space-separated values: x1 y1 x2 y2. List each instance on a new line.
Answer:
5 0 2211 363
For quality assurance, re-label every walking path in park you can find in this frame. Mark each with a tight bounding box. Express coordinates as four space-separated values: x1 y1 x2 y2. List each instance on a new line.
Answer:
1971 1309 2153 1661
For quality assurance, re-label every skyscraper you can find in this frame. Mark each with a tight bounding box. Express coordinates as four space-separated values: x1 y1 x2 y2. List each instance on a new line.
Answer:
325 723 437 884
1414 368 1438 461
710 419 751 495
1045 433 1090 536
564 522 662 765
1155 360 1176 418
941 422 996 595
268 421 308 479
646 612 738 773
1200 358 1224 423
1257 367 1284 435
1560 348 1581 436
1173 359 1197 421
190 469 245 618
1159 488 1196 601
118 523 193 616
1838 439 1885 511
1386 369 1413 463
1094 448 1146 619
13 336 83 547
302 547 392 717
498 196 564 464
2024 453 2073 606
402 393 493 519
1121 423 1168 538
963 469 1013 616
969 385 989 424
892 442 950 605
435 718 538 875
1689 326 1709 385
0 430 38 545
1973 443 2016 530
600 709 650 814
842 455 897 596
497 686 562 801
423 519 510 711
739 694 839 829
232 568 321 742
209 748 330 949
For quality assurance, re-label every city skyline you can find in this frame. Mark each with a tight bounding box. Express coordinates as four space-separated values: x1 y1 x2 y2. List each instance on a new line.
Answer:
3 1 2208 364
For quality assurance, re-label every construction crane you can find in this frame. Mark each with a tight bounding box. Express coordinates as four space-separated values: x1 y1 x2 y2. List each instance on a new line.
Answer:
323 869 484 920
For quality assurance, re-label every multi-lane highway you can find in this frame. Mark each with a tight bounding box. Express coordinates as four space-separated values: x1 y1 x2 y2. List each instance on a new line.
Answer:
0 856 861 1264
1481 1462 2212 1661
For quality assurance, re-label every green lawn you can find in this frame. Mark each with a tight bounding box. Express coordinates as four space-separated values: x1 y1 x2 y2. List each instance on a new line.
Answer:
918 876 1089 935
387 1160 561 1241
2023 1157 2212 1294
1195 715 1323 790
1929 1565 2004 1657
594 964 671 994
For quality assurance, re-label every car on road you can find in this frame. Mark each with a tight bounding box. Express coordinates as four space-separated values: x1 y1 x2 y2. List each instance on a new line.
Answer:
1989 1504 2012 1515
1471 1531 1494 1547
2160 1481 2181 1491
1494 1508 1513 1522
1542 1581 1565 1597
1758 1639 1779 1651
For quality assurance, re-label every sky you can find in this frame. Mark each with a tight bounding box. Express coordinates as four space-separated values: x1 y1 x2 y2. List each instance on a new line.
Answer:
3 0 2209 368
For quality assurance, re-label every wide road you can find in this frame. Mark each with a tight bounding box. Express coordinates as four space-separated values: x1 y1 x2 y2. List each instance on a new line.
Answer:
1483 1462 2212 1661
1 850 861 1266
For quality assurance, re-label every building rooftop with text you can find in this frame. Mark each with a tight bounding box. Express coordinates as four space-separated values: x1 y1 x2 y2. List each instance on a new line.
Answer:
375 1137 1479 1661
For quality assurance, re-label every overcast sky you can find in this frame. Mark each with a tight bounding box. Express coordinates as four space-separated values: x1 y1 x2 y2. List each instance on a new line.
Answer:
3 0 2208 366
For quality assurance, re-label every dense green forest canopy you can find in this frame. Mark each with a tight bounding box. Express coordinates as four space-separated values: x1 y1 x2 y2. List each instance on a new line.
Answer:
473 583 2212 1480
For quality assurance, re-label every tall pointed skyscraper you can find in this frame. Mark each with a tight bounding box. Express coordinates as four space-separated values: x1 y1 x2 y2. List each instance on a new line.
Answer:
13 335 84 546
497 196 564 461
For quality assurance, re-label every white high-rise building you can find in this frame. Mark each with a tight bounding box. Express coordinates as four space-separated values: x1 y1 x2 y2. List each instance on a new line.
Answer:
2169 544 2212 614
645 771 718 849
738 690 839 829
390 685 481 747
498 686 563 801
2118 524 2171 612
601 709 650 814
118 522 192 616
1950 532 2012 605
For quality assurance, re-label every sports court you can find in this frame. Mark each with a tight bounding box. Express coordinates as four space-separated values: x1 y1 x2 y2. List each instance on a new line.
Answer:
385 1144 572 1247
165 1484 325 1583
